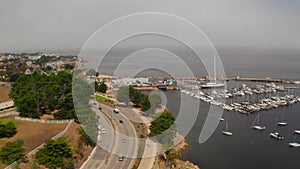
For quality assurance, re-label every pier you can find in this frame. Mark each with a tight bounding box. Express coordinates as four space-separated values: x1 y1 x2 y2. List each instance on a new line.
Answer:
177 76 300 84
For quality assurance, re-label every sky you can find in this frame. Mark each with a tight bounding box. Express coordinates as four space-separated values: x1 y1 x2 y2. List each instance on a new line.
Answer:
0 0 299 53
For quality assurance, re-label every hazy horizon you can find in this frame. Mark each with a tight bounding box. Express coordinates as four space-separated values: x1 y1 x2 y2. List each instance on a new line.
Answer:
0 0 299 53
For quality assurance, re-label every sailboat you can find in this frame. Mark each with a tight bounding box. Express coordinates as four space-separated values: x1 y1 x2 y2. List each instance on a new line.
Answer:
289 135 300 147
277 110 288 126
222 121 233 136
200 54 225 89
251 113 266 130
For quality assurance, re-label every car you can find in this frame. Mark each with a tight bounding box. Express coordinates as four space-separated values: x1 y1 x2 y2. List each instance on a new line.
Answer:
118 155 124 161
119 120 123 123
102 128 106 134
113 108 120 114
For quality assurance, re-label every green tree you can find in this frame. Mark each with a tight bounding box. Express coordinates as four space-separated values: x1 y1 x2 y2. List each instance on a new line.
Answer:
78 127 96 147
149 112 176 148
86 69 97 76
117 86 130 105
96 82 108 93
0 121 17 138
0 139 25 165
9 71 75 120
35 137 73 169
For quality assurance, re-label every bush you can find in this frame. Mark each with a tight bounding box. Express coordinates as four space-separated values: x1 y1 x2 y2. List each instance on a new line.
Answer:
0 121 17 138
0 139 25 165
35 137 73 169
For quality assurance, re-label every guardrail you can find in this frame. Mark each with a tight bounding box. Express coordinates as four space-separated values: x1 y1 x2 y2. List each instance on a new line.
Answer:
5 119 74 169
15 116 73 123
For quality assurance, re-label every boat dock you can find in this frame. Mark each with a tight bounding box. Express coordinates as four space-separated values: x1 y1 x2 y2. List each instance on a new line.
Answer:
177 76 300 84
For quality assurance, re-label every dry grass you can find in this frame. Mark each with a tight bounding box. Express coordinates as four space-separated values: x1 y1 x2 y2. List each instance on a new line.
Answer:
0 116 67 152
19 122 93 169
0 86 11 103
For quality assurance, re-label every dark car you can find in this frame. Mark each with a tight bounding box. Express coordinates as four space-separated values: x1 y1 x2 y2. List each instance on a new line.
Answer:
113 108 120 114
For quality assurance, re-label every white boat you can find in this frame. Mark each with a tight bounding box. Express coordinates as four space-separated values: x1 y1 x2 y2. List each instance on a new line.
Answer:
293 130 300 135
200 54 224 89
289 143 300 147
278 122 288 126
270 132 284 140
222 121 233 136
252 113 266 131
200 82 225 88
289 135 300 147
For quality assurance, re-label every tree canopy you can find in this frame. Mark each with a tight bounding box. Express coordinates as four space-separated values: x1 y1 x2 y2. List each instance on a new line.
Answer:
117 85 162 114
95 82 108 93
0 139 25 165
9 71 76 120
149 112 176 148
86 69 97 76
0 121 17 138
35 137 73 169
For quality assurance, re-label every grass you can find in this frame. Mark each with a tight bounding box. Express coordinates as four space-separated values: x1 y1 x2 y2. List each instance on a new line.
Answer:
19 122 93 169
0 116 67 152
0 86 11 103
92 94 114 103
137 135 146 159
0 119 14 125
0 116 68 168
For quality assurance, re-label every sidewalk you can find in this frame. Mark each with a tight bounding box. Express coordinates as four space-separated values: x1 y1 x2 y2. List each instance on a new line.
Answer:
138 138 157 169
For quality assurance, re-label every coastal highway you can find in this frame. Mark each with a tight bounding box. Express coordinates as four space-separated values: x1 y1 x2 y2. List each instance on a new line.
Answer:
81 102 138 169
80 106 115 169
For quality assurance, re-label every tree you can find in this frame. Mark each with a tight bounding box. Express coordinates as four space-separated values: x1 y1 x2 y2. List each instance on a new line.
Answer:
0 121 17 138
64 64 74 70
117 86 130 105
96 82 108 93
35 137 73 169
9 71 75 120
149 112 176 148
78 127 96 147
86 69 97 76
9 73 20 82
0 139 25 165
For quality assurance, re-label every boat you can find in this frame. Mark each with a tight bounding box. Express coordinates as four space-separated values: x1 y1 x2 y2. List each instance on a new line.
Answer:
293 130 300 135
222 121 233 136
270 132 284 140
200 54 225 89
251 113 266 131
289 135 300 147
289 143 300 147
200 82 225 89
278 122 288 126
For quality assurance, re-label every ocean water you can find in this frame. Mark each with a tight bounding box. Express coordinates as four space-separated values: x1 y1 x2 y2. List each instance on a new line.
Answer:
164 48 300 169
85 47 300 169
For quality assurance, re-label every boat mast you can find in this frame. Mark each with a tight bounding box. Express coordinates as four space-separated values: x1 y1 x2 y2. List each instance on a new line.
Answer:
226 121 228 131
214 53 217 82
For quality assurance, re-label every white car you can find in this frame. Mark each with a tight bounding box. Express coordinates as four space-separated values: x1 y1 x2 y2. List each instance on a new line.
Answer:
102 128 106 134
113 108 120 114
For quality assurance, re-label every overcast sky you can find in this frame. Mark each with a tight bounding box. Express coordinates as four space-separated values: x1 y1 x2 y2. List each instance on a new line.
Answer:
0 0 299 53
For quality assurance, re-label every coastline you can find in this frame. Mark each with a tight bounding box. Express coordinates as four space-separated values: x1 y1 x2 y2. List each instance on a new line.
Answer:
173 133 200 169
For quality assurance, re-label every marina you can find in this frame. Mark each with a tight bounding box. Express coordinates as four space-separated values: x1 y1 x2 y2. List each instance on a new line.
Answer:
179 81 300 115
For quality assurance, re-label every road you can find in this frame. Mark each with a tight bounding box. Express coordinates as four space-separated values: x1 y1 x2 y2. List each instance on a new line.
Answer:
80 106 115 169
81 102 138 169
